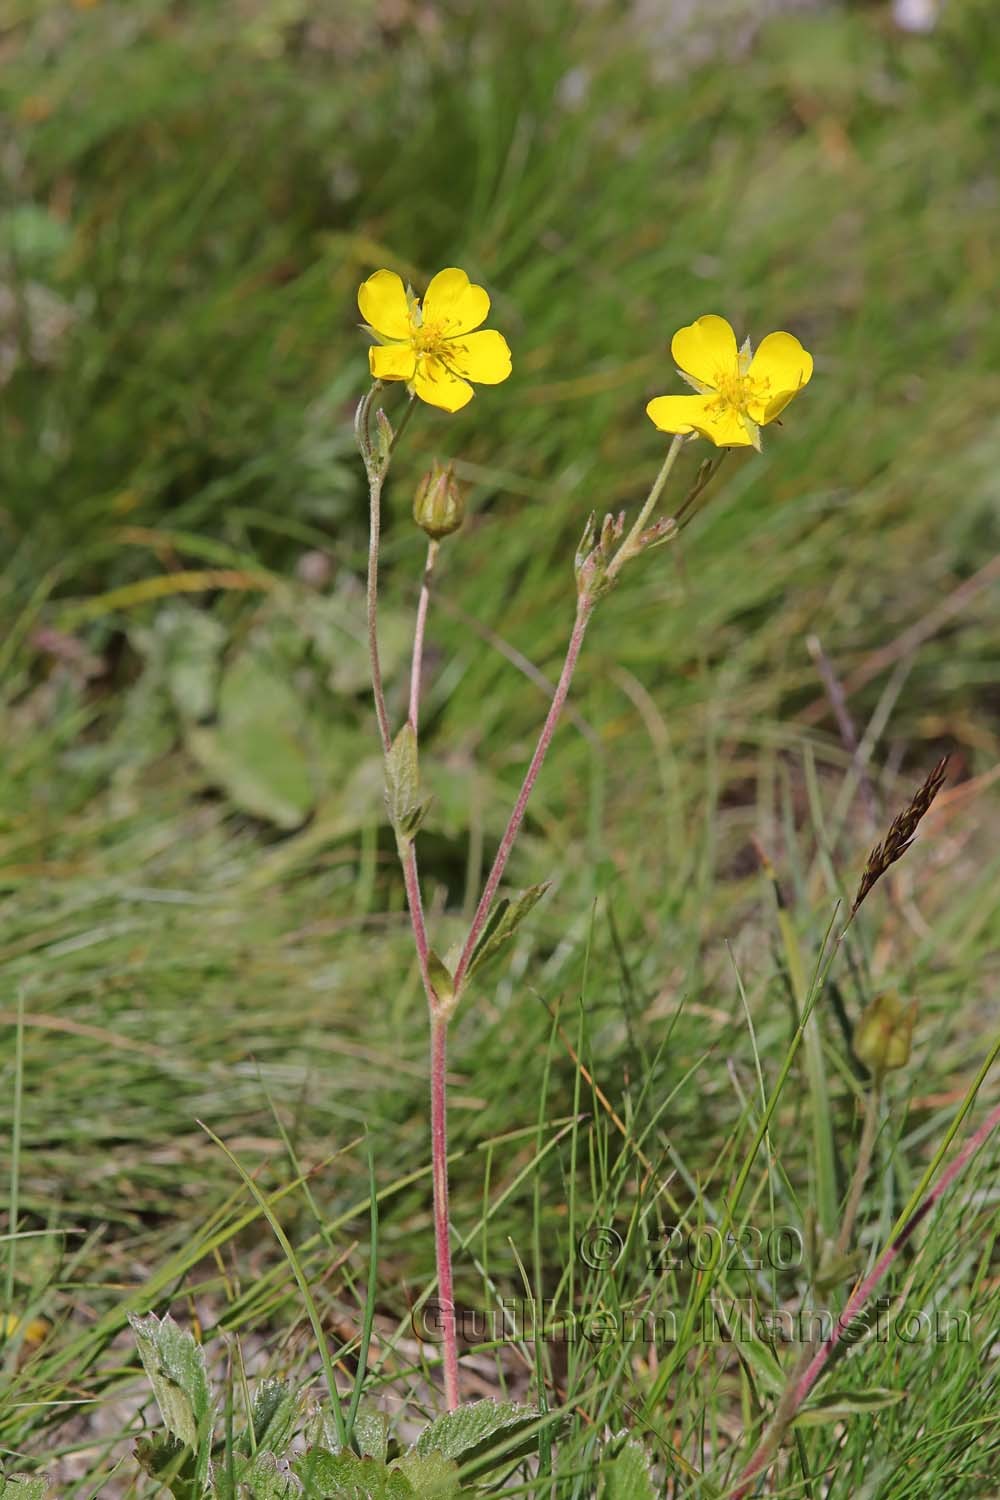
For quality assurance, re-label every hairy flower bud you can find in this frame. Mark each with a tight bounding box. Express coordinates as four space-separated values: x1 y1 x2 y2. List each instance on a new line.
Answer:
853 992 916 1079
413 462 465 539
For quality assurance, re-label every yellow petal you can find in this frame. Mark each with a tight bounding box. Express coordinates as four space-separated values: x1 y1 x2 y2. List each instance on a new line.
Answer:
646 394 713 435
412 355 474 412
670 315 739 388
422 267 490 335
697 404 755 447
369 343 417 382
443 329 511 385
358 270 411 340
746 331 813 424
646 394 753 447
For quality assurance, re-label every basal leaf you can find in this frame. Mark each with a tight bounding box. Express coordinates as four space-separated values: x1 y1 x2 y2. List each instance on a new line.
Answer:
413 1400 539 1464
128 1312 213 1453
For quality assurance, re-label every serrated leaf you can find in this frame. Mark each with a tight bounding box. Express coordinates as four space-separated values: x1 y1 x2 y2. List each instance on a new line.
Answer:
353 1404 390 1462
186 656 316 829
128 1312 214 1452
465 884 550 980
391 1451 462 1499
132 1435 206 1500
600 1438 657 1500
243 1378 300 1454
792 1386 906 1427
0 1474 49 1500
294 1450 412 1498
156 604 227 723
239 1451 302 1499
413 1400 539 1464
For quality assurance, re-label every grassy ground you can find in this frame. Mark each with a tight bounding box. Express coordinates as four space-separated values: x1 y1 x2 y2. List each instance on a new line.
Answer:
2 0 1000 1494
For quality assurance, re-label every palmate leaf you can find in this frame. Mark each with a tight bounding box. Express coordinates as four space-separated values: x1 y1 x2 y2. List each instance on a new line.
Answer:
133 1435 207 1500
599 1438 658 1500
413 1399 540 1464
185 656 316 830
464 885 550 981
128 1312 214 1452
294 1450 413 1498
0 1474 49 1499
242 1378 301 1455
238 1451 302 1499
392 1451 463 1499
352 1403 390 1462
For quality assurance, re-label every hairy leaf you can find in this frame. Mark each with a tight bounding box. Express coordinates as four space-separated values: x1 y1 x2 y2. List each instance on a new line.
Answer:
128 1312 214 1452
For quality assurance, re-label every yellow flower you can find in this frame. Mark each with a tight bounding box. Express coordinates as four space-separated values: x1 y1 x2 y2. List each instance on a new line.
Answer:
646 314 813 449
358 267 512 413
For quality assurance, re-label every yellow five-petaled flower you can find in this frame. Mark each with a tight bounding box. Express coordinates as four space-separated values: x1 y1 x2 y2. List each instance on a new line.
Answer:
647 314 813 449
358 267 512 413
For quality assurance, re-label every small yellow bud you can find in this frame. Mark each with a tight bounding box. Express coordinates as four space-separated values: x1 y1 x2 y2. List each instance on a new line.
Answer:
853 992 916 1079
413 462 465 540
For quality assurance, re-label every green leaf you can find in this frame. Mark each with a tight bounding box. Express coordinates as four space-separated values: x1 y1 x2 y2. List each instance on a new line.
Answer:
793 1386 906 1426
413 1400 539 1464
243 1378 300 1455
186 656 316 830
238 1451 302 1499
465 884 550 980
128 1312 214 1453
156 604 227 723
426 950 455 1008
384 723 430 840
294 1450 412 1498
353 1404 390 1462
0 1474 49 1500
132 1435 206 1500
600 1438 657 1500
391 1452 462 1499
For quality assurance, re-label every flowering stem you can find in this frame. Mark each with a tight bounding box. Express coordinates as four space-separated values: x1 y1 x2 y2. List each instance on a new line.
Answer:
430 1012 460 1410
607 433 686 580
357 383 458 1405
730 1091 1000 1498
452 594 594 994
409 540 439 732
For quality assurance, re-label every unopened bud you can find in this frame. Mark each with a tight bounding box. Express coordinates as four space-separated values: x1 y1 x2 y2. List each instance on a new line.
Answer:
413 462 465 540
853 992 916 1078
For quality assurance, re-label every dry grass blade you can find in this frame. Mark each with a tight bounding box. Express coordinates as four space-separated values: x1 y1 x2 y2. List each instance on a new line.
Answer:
849 756 950 918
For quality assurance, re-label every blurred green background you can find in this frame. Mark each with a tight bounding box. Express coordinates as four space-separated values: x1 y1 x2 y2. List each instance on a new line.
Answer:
2 0 999 1481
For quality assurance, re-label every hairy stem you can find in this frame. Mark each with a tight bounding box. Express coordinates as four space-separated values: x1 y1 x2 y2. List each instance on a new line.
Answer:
607 433 685 579
452 594 594 993
430 1013 460 1410
410 539 439 732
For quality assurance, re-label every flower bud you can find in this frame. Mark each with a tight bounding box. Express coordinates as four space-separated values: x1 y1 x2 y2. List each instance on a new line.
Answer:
413 462 465 540
853 992 916 1079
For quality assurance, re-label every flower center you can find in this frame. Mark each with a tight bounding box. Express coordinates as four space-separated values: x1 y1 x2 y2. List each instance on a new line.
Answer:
410 318 450 356
710 369 750 411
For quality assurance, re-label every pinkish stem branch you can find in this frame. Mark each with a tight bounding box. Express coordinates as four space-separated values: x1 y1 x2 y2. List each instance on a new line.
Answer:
452 595 594 994
731 1092 1000 1498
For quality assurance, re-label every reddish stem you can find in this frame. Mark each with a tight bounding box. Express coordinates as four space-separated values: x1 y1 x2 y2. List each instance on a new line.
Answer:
731 1094 1000 1498
452 595 593 993
430 1013 460 1410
